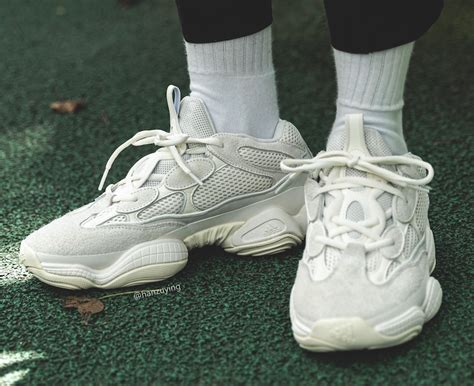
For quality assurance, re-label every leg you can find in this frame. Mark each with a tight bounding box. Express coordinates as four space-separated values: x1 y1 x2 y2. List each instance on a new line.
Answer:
326 0 444 154
176 0 279 138
285 0 444 351
330 42 413 154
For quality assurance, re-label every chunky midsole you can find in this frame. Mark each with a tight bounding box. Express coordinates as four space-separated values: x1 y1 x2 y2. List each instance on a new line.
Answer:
21 186 306 288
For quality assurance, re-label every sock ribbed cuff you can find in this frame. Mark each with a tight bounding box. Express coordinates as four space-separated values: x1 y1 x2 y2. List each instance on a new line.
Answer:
334 42 414 110
185 26 274 76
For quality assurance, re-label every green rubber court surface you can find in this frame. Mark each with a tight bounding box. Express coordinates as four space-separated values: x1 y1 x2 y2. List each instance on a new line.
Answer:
0 0 473 384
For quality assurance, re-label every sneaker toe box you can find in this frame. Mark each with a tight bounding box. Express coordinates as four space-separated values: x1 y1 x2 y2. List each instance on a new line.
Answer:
291 257 428 326
20 209 181 261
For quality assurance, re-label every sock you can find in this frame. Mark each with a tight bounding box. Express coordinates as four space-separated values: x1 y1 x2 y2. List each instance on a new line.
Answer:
185 26 279 139
329 42 414 154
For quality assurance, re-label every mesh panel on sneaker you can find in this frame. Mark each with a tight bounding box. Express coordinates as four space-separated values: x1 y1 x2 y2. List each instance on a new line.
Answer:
367 251 380 272
103 215 128 225
137 193 185 220
326 127 393 157
238 147 291 170
346 169 366 178
192 166 273 210
414 192 429 234
153 160 176 175
178 97 215 139
403 225 419 259
346 201 364 238
324 247 340 271
377 192 393 212
142 180 162 187
326 129 346 151
364 128 392 157
279 121 308 150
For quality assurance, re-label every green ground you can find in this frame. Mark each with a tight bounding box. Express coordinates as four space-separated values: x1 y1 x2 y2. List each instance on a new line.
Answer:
0 0 473 384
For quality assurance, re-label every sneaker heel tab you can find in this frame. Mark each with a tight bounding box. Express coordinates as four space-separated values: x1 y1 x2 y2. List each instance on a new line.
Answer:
166 85 181 113
166 85 183 134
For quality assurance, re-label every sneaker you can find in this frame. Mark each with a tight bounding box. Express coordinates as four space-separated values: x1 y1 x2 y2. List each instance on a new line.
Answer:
20 85 312 289
282 113 442 351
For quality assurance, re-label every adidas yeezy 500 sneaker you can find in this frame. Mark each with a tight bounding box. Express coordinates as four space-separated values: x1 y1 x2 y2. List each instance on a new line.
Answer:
282 114 442 351
20 86 312 289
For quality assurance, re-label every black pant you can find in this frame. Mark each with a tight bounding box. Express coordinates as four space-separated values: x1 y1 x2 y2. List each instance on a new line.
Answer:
175 0 443 54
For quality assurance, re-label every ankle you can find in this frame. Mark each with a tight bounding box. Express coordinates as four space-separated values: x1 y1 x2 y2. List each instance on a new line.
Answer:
331 103 407 154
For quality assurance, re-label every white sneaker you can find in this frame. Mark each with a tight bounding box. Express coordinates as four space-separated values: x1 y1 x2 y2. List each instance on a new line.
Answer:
20 85 312 289
282 114 442 351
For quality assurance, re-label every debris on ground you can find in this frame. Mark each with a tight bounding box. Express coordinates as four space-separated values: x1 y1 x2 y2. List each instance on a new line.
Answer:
64 297 104 325
50 100 85 114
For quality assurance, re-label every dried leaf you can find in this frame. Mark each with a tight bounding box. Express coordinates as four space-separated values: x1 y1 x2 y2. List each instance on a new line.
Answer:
77 299 104 315
64 296 82 308
63 296 104 325
50 100 85 114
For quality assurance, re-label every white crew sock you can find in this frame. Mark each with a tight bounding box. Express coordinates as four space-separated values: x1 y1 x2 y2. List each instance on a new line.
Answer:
329 42 414 154
185 26 279 139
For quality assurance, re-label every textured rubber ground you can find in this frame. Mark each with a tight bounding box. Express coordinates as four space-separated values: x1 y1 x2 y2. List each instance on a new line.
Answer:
0 0 472 384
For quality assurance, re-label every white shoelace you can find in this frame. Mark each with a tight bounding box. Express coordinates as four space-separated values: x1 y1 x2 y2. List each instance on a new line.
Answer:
97 86 221 204
281 151 434 252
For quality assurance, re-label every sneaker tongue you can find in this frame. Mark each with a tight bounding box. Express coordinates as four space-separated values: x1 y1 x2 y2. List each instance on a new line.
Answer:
118 90 216 190
150 96 216 178
326 114 392 157
325 113 393 181
177 96 216 138
325 114 394 241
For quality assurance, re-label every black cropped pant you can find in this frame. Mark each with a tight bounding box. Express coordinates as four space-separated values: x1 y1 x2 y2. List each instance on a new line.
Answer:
175 0 443 54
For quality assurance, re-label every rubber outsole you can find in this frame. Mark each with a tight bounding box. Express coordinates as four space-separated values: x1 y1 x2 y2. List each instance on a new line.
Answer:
290 277 442 351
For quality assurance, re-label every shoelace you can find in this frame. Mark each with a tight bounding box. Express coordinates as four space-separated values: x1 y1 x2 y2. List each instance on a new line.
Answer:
97 86 222 204
281 151 434 252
